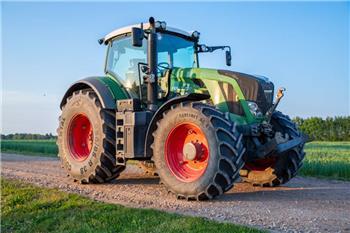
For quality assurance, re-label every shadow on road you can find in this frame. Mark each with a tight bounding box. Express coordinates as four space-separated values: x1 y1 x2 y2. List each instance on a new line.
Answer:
217 185 350 202
112 177 160 185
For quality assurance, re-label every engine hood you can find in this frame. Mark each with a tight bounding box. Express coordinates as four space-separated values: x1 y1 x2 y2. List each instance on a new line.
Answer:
218 70 274 114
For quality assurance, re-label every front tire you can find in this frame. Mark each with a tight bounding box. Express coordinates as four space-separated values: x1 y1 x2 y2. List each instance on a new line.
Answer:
57 89 125 183
241 111 305 186
152 102 245 200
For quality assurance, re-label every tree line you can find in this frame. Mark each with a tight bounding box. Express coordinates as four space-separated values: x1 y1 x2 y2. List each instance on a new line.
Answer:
1 116 349 141
1 133 56 140
293 116 350 141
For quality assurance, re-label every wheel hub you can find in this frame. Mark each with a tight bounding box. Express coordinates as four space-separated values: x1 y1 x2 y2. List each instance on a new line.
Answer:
183 142 205 161
183 142 197 161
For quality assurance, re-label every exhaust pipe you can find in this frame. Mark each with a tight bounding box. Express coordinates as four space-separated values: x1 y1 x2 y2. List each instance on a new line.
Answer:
147 17 158 111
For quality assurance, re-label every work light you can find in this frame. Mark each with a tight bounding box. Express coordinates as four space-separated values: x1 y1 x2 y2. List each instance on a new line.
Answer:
160 21 167 30
192 31 200 39
155 21 167 30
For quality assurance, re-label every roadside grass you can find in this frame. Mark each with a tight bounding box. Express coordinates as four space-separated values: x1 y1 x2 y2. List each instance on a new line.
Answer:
0 178 261 233
300 141 350 181
1 140 349 181
1 140 57 157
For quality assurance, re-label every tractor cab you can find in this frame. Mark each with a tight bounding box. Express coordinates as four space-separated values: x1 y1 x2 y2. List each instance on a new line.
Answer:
100 19 231 107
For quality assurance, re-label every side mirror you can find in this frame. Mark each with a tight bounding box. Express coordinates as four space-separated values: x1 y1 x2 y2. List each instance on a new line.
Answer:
226 50 232 66
132 27 144 47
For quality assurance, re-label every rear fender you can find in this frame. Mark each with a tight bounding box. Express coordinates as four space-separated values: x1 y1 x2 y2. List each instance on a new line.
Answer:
60 76 129 109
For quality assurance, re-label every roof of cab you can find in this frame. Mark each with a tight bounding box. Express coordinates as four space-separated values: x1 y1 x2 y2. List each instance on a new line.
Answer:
102 23 192 44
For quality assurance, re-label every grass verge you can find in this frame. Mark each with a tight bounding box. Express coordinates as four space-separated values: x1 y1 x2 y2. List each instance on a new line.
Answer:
0 178 262 233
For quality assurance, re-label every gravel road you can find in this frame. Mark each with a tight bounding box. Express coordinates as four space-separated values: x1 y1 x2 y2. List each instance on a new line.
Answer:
1 153 349 233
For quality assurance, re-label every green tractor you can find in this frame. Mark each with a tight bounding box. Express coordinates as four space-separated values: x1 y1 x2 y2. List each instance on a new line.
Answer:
57 17 305 200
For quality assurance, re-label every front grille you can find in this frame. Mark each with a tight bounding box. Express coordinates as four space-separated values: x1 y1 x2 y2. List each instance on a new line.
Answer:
261 82 274 104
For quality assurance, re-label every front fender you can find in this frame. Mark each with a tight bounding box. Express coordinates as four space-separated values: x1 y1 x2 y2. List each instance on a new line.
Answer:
60 76 129 109
144 93 210 158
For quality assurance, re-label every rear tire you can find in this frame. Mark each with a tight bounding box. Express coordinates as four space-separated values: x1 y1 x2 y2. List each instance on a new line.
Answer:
152 102 245 200
241 111 305 186
57 89 125 183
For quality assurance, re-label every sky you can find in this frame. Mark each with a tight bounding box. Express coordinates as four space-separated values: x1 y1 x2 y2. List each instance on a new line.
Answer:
1 1 349 134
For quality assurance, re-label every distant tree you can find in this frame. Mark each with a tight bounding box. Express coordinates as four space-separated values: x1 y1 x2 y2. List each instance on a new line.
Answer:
0 133 57 140
293 116 350 141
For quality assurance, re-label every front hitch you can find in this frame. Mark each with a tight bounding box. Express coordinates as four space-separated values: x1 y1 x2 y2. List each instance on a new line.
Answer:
245 134 307 162
266 87 286 122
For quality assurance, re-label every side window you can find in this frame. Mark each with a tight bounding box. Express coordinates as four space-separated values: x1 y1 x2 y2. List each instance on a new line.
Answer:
106 36 147 97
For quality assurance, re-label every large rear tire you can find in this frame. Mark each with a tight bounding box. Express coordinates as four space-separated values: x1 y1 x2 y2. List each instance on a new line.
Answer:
57 89 125 183
241 111 305 186
152 102 245 200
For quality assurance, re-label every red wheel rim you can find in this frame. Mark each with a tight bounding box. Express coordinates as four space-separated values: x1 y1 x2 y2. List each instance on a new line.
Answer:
165 122 209 182
244 157 276 171
68 114 93 161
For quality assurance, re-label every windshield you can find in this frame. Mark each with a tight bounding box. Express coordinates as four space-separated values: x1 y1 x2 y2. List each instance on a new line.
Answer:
157 33 197 68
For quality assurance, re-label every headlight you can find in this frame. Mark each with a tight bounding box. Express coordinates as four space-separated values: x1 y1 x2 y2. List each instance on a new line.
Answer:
247 101 262 117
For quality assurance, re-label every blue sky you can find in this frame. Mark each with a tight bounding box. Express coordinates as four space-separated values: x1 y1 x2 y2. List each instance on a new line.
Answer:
1 1 349 134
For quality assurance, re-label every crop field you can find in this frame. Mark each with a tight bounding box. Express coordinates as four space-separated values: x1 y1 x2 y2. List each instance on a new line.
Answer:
300 141 350 181
1 140 349 181
1 140 57 156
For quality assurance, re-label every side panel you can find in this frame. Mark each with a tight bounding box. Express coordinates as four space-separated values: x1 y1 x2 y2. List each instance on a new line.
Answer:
60 76 129 109
169 68 256 124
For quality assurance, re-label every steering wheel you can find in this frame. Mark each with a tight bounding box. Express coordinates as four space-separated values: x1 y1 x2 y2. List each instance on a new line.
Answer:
157 62 170 70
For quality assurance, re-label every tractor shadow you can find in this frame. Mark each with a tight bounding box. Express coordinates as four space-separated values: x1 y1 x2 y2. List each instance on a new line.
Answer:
216 181 350 202
110 176 160 185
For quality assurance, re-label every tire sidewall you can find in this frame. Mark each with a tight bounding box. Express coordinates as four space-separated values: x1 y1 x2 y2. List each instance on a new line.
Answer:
154 106 220 196
57 92 104 180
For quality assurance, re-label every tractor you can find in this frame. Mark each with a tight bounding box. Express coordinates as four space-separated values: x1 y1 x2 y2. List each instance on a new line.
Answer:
57 17 306 200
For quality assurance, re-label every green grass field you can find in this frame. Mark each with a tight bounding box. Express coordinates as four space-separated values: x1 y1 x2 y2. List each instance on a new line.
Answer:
300 141 350 181
0 178 261 233
1 140 349 181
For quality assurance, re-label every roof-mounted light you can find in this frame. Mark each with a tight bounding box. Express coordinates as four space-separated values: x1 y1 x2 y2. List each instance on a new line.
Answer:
155 21 167 30
155 21 161 28
160 21 166 30
192 31 200 39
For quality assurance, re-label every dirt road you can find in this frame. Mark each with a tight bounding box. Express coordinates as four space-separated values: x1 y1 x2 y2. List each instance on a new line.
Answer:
1 153 349 232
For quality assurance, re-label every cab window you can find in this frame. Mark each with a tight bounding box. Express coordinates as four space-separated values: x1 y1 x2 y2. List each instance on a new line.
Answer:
106 36 147 97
